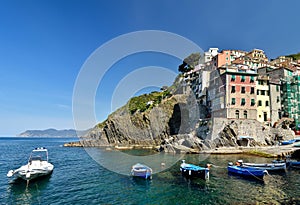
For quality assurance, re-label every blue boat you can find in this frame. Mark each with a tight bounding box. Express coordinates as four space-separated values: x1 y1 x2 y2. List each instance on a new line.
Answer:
281 139 296 145
180 160 210 180
228 164 267 179
287 161 300 169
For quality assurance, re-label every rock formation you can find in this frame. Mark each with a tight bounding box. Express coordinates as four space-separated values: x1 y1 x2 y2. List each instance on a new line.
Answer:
76 75 295 153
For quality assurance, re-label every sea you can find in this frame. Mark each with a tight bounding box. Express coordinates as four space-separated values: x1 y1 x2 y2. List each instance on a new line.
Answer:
0 137 300 205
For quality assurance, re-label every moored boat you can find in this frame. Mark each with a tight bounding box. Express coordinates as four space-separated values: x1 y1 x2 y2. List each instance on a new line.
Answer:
237 160 286 171
281 139 296 145
228 163 267 179
294 142 300 147
131 163 152 179
287 161 300 169
7 147 54 183
180 160 210 180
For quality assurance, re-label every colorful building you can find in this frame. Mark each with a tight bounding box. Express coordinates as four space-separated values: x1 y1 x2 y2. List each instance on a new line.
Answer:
256 75 271 124
257 67 282 126
232 49 269 69
208 65 257 120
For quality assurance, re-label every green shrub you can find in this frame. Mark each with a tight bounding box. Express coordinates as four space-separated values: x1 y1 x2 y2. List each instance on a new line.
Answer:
128 90 172 114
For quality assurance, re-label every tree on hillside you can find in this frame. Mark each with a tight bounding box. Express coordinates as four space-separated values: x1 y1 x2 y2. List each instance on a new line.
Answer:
178 52 201 73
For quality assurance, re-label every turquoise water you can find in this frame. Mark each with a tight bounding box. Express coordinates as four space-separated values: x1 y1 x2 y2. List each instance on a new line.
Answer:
0 137 299 204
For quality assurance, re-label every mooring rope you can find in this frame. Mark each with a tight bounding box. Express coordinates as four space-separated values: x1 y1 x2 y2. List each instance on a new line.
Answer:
245 169 267 181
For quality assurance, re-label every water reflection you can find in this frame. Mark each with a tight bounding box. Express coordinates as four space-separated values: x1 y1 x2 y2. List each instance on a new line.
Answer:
6 175 51 205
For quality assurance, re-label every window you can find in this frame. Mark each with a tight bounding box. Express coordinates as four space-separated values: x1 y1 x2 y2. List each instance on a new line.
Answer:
250 87 254 94
258 80 263 85
235 110 239 119
231 86 236 93
266 101 269 106
250 76 254 83
241 75 245 82
241 98 246 106
258 100 262 106
261 90 265 95
244 111 248 119
241 87 246 93
277 96 280 103
257 90 260 95
231 75 235 81
231 98 236 105
276 85 279 92
251 99 255 106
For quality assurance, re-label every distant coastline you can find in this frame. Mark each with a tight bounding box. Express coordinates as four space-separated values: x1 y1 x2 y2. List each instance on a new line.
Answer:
18 128 89 138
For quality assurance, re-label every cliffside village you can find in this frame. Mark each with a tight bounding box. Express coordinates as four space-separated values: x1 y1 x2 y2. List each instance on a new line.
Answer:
183 48 300 135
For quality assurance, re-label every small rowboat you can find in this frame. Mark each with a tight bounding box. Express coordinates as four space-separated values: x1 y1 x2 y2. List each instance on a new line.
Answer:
228 164 267 179
281 139 296 145
131 163 152 179
287 161 300 169
237 160 286 171
180 160 210 180
294 142 300 147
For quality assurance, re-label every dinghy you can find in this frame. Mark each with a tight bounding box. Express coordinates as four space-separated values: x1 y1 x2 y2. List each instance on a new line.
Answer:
180 160 210 180
131 163 152 179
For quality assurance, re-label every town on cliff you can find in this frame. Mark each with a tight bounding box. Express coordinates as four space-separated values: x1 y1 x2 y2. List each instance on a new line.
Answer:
67 48 300 157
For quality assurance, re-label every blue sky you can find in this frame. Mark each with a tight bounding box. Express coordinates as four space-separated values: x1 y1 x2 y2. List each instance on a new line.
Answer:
0 0 299 136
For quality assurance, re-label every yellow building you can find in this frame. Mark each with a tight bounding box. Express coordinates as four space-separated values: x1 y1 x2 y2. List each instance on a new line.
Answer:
256 75 271 124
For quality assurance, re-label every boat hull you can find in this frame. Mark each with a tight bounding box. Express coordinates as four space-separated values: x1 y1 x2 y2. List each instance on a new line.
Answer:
13 163 54 181
242 162 286 171
228 166 266 179
180 163 209 180
281 139 296 145
287 161 300 169
131 163 152 179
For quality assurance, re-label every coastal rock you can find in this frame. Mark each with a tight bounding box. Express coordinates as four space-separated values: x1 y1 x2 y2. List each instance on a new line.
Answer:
77 75 295 153
80 93 199 150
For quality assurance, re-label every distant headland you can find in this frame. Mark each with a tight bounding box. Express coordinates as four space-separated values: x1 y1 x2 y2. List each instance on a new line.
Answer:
18 128 89 138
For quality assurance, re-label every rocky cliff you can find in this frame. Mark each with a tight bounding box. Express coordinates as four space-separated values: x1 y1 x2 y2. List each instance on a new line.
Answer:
80 92 200 149
79 76 295 153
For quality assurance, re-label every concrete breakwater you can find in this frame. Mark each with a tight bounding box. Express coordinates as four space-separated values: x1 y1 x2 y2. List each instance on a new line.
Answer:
63 140 300 159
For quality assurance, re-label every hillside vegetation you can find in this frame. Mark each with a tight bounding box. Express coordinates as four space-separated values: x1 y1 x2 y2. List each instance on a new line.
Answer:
128 90 172 114
287 52 300 60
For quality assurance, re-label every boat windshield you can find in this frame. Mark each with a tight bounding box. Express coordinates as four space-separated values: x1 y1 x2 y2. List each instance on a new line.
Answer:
28 148 49 162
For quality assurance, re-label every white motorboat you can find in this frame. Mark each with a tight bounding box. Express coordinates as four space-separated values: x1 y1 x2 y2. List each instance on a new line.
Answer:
7 147 54 182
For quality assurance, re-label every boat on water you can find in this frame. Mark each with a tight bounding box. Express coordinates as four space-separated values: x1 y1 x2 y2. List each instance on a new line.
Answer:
228 163 267 179
287 161 300 169
7 147 54 182
281 139 296 145
131 163 152 179
294 142 300 147
236 160 286 171
180 160 210 180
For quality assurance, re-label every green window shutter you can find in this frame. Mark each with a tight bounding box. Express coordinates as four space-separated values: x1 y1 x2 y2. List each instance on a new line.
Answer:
241 98 246 105
232 98 236 105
